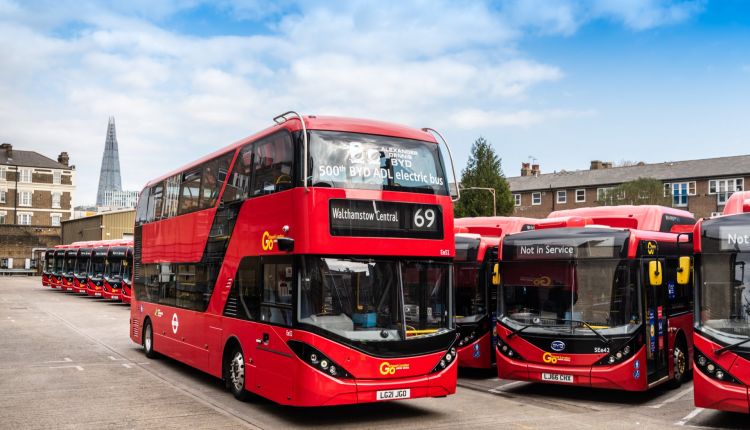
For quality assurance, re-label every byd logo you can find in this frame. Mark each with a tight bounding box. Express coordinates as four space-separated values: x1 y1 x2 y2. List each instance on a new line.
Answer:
379 362 410 375
542 352 571 364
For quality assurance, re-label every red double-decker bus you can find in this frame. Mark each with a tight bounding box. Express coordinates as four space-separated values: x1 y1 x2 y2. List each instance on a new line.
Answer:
101 240 133 301
129 113 460 406
693 191 750 413
42 249 54 287
453 217 538 369
496 206 697 391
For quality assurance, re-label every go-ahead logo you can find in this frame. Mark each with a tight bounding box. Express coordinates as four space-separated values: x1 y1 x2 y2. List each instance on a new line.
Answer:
543 352 571 364
261 231 275 251
379 362 410 375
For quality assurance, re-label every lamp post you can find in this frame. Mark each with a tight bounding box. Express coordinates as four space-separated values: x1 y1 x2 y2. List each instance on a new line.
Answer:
460 186 496 216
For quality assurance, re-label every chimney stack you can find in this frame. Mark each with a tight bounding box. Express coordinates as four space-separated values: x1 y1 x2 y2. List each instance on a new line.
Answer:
521 162 532 177
58 152 69 167
531 164 540 176
1 143 12 158
590 160 604 170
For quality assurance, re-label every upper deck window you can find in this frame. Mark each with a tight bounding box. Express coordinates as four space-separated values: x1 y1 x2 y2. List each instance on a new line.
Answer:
309 131 448 195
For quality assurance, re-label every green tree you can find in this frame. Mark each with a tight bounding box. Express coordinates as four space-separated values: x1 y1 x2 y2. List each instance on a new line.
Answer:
596 177 670 206
454 137 513 217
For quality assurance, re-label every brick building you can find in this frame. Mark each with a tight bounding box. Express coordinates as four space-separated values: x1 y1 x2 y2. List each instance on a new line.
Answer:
508 155 750 220
0 143 75 270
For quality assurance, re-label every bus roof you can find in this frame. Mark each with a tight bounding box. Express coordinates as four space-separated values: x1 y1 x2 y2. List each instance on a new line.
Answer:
547 205 695 232
721 191 750 216
454 216 538 237
143 115 439 189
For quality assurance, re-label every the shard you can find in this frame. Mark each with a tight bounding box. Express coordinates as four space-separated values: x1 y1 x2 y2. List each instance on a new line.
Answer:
96 116 123 206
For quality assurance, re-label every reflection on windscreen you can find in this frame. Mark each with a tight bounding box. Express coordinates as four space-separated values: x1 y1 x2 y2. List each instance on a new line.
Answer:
455 262 485 323
701 253 750 339
298 257 451 342
309 131 448 195
501 259 639 333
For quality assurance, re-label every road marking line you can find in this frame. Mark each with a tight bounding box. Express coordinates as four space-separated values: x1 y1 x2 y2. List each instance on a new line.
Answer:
45 357 73 363
488 381 527 393
675 408 704 426
49 365 84 371
648 386 693 408
122 363 132 369
108 355 122 361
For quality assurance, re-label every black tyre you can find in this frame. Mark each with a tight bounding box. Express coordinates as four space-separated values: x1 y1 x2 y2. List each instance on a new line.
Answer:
143 320 157 359
667 341 687 389
225 346 251 401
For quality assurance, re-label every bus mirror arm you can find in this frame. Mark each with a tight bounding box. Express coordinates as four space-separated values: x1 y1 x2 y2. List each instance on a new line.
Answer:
422 128 460 202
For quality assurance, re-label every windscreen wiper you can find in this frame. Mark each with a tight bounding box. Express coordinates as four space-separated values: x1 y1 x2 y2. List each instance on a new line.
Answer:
507 321 536 339
536 317 611 346
715 337 750 355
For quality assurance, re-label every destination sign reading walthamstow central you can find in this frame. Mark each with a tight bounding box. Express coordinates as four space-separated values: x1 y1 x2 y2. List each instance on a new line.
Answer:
329 199 443 239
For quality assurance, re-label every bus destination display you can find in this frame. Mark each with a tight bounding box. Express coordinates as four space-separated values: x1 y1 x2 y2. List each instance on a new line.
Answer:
329 199 443 239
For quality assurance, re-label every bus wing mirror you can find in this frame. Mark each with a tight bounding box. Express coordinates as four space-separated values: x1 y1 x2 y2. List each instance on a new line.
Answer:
276 237 295 252
648 260 662 286
491 263 500 286
677 256 691 285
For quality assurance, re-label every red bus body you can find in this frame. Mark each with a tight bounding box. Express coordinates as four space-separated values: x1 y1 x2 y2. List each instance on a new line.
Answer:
496 206 696 391
41 249 54 287
49 245 70 289
693 191 750 413
100 240 133 301
130 115 458 406
453 217 538 369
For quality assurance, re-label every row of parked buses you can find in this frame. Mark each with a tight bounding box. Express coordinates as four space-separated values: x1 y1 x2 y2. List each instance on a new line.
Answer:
51 113 742 412
41 239 134 303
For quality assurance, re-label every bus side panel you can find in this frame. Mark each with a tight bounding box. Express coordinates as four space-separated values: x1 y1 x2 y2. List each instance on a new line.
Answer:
457 332 493 369
141 208 216 263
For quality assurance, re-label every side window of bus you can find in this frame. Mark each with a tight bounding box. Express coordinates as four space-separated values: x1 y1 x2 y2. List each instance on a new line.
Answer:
236 257 261 320
252 133 294 196
179 168 202 215
260 258 293 326
222 146 252 204
135 188 150 226
163 174 180 218
200 153 233 209
148 182 164 222
158 263 177 306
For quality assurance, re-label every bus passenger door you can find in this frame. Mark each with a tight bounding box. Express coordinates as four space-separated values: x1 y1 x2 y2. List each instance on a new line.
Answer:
644 257 669 383
252 256 295 403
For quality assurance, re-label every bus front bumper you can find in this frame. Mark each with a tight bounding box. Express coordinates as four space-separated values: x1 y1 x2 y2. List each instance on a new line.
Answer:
693 364 750 413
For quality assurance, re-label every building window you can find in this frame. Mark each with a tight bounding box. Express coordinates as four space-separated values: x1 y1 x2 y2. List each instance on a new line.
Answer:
0 166 6 181
531 192 542 205
709 178 744 205
51 192 61 209
710 212 723 218
51 213 61 227
0 211 5 224
514 194 521 206
53 170 61 185
17 213 32 225
556 190 566 204
19 168 31 183
575 189 586 202
669 182 696 207
19 191 31 207
0 190 5 204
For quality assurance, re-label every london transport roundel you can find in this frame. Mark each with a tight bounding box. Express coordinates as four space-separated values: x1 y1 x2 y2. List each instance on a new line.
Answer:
172 313 179 334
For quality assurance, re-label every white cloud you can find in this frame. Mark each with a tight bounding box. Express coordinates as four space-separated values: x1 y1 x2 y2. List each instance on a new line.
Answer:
0 0 702 204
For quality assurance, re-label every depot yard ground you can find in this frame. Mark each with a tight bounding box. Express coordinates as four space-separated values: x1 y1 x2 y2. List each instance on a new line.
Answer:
0 278 746 430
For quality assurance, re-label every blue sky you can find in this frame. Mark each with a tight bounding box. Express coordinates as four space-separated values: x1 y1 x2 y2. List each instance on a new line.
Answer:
1 0 749 205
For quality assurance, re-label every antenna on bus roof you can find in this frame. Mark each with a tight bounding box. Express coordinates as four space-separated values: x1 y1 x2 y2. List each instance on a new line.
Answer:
272 111 309 192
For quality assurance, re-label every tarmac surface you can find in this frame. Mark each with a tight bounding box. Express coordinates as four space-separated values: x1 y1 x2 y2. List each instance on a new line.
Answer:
1 277 747 429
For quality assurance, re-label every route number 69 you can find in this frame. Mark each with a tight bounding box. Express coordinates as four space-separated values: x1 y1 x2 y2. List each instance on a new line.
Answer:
414 208 435 228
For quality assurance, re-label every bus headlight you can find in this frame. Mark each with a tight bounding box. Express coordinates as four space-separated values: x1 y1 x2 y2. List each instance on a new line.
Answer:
287 340 353 379
431 340 461 373
496 338 524 362
693 347 740 385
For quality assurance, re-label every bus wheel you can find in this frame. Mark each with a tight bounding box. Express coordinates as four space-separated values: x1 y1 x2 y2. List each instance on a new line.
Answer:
668 342 687 388
226 347 250 401
143 320 157 359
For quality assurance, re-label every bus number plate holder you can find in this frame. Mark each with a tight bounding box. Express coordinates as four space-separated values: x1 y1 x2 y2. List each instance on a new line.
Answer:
376 389 411 401
542 373 574 383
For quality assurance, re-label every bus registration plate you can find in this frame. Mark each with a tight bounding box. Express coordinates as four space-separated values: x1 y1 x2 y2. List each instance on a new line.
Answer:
542 373 574 383
376 389 410 401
